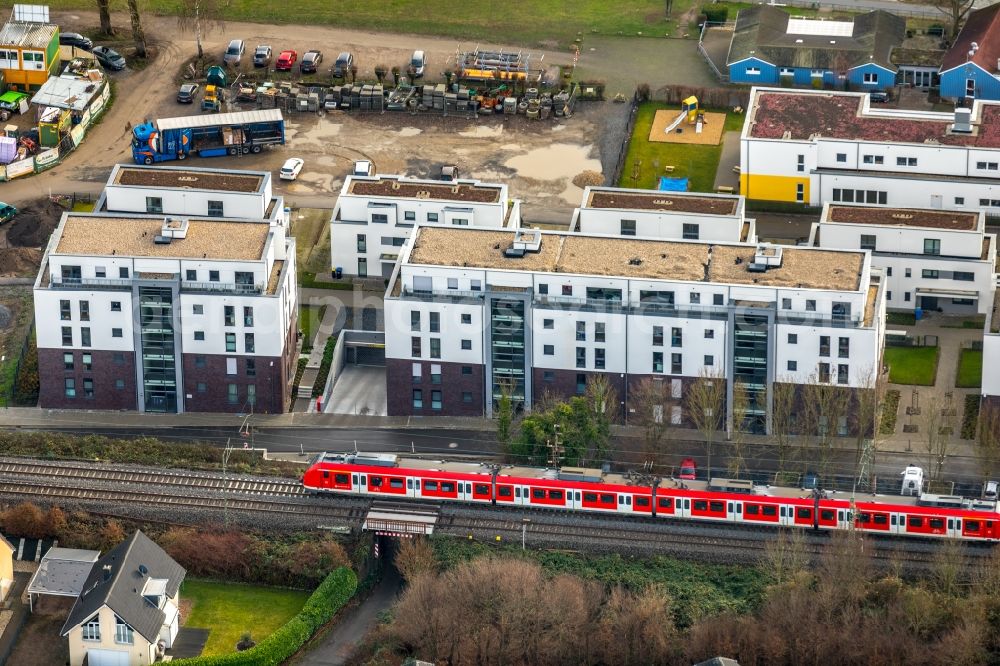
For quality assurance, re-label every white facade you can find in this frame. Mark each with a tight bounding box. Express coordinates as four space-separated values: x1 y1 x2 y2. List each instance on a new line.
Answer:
811 203 997 314
330 174 520 279
740 87 1000 212
986 293 1000 400
571 186 756 243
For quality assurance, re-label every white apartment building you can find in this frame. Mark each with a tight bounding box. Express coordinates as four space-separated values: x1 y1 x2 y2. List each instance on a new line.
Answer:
740 87 1000 213
985 291 1000 405
810 203 997 314
33 166 297 414
384 226 885 434
330 174 520 279
570 186 757 243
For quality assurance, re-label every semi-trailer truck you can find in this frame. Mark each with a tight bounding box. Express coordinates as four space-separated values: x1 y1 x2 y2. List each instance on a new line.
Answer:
131 109 285 164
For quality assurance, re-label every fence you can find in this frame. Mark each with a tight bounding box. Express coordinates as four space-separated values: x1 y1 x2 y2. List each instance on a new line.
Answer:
697 21 733 83
608 92 640 187
885 333 938 348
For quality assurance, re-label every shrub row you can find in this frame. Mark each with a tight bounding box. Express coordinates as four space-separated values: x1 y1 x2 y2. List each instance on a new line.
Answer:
172 567 358 666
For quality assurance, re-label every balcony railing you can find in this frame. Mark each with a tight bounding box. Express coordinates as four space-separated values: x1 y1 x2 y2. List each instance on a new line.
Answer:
48 276 263 295
50 277 133 290
181 281 263 294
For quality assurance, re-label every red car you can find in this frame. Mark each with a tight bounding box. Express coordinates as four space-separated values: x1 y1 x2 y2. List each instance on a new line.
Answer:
275 50 297 71
679 458 697 480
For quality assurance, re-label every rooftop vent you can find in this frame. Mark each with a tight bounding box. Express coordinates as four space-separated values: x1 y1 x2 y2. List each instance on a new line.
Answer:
749 244 783 271
391 181 401 190
161 217 189 239
138 564 148 576
504 229 542 258
953 107 973 134
782 130 792 140
153 235 171 245
628 257 643 266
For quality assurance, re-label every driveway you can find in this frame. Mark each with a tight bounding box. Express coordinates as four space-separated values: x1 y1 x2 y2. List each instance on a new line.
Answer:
325 365 387 416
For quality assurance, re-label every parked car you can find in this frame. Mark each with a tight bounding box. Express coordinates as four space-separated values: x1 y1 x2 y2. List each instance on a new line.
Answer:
410 49 426 78
59 32 93 51
223 39 245 66
802 470 820 491
869 91 890 104
678 458 697 481
301 50 323 73
253 45 272 67
275 50 297 71
92 46 126 71
333 52 354 78
0 202 17 225
279 157 304 181
176 83 200 104
984 480 999 501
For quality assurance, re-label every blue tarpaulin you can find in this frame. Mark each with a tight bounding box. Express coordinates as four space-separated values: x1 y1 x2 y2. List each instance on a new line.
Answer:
658 176 689 191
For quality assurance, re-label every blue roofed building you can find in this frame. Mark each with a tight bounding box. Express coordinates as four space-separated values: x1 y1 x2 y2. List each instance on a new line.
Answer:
726 6 905 91
939 3 1000 101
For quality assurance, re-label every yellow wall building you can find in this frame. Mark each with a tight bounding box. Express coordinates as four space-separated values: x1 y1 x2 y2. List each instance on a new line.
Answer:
0 20 59 91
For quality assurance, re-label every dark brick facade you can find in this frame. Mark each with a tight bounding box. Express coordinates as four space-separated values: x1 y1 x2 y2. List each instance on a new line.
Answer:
386 358 485 417
38 348 138 410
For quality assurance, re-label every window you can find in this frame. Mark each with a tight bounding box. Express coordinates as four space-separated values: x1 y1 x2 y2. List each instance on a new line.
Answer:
818 362 831 383
896 157 917 167
819 336 830 356
412 337 421 357
862 155 884 165
186 269 197 281
788 333 798 344
413 389 423 409
228 384 238 404
81 328 91 347
887 291 892 300
61 265 82 283
194 331 205 341
209 270 220 282
886 267 892 277
806 300 816 312
788 360 798 371
682 223 699 240
82 615 100 641
461 339 472 350
905 292 911 302
411 311 421 331
447 278 458 290
145 196 163 214
836 153 847 163
246 359 256 377
79 301 90 322
404 210 416 221
356 234 366 252
430 338 441 359
595 348 606 369
713 293 724 306
576 321 586 341
838 363 849 385
112 328 123 338
64 352 74 370
704 355 713 366
620 219 636 236
922 269 939 279
470 280 481 292
795 183 804 202
65 378 76 398
224 306 235 326
952 271 974 282
862 72 878 84
462 366 472 375
595 322 606 343
429 312 440 332
543 318 554 329
745 67 761 75
207 200 224 217
576 373 587 394
62 326 72 346
538 284 549 295
95 266 106 278
427 212 438 222
245 333 255 353
431 390 442 410
860 234 876 251
576 347 586 368
796 155 805 172
640 290 674 305
430 364 441 384
114 353 126 365
412 363 422 383
690 292 701 304
83 378 94 399
977 161 1000 170
981 199 1000 207
839 337 849 358
704 329 714 339
226 333 236 352
107 300 122 313
562 285 572 296
452 218 469 226
371 212 389 224
243 306 254 327
357 258 367 277
671 327 682 347
653 351 663 373
461 313 472 324
955 197 965 206
782 298 792 309
114 379 125 390
60 300 71 321
543 371 554 382
463 391 472 403
653 326 663 346
923 238 941 255
671 353 682 374
544 344 554 355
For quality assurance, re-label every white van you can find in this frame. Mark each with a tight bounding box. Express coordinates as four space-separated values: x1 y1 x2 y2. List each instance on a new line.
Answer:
410 50 426 78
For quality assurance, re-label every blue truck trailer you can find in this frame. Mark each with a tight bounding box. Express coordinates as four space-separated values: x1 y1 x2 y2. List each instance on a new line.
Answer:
132 109 285 164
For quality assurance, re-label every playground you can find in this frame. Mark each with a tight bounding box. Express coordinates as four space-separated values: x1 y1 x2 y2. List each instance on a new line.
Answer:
647 105 726 146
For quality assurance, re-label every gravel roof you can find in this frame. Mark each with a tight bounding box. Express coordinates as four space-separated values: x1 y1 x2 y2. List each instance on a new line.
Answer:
56 215 269 260
586 190 739 216
114 167 264 193
349 178 502 203
409 227 863 291
749 90 1000 148
826 205 979 230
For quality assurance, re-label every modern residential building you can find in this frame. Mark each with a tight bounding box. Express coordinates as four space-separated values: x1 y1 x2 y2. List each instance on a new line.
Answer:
740 87 1000 213
384 226 886 434
61 531 185 666
0 11 59 92
330 174 520 279
33 166 297 414
0 533 12 603
726 7 905 90
939 3 1000 102
810 203 997 314
570 187 756 243
985 291 1000 406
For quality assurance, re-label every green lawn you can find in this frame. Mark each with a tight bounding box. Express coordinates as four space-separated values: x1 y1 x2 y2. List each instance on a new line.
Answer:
618 102 744 192
181 580 309 656
886 311 916 326
884 346 939 386
299 304 328 350
956 349 983 388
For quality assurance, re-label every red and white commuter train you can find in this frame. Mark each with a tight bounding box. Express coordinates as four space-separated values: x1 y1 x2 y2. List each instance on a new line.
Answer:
303 453 1000 542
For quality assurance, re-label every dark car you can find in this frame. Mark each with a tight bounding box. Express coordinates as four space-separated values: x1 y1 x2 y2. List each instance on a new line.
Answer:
333 51 354 78
802 471 820 491
92 46 126 71
59 32 93 51
176 83 200 103
869 91 890 104
253 45 272 67
301 50 323 73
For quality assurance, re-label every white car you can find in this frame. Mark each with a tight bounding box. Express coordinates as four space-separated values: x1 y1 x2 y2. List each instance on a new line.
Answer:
279 158 304 181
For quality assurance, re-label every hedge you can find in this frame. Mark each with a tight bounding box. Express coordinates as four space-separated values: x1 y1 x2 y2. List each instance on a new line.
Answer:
172 567 358 665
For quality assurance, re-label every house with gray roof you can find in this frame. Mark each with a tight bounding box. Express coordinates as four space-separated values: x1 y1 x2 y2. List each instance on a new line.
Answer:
726 6 905 90
60 530 185 666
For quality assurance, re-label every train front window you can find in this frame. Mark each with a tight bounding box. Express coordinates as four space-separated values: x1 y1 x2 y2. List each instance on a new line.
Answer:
335 473 349 484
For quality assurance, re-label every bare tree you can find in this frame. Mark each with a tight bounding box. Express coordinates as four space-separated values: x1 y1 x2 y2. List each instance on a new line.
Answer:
584 374 618 465
801 375 851 480
629 377 674 462
930 538 967 597
684 369 726 479
95 0 114 36
922 394 955 484
763 529 809 584
728 380 751 478
935 0 975 40
771 379 797 477
395 537 437 583
852 363 888 487
177 0 224 59
126 0 147 59
978 401 1000 480
495 375 517 458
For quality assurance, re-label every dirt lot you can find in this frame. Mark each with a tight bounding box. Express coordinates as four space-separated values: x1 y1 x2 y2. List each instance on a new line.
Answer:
5 596 72 666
